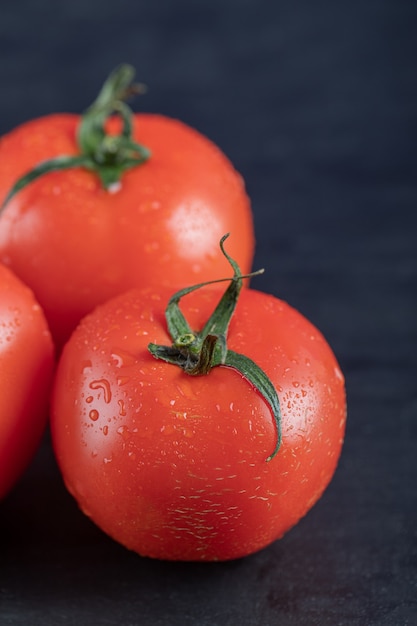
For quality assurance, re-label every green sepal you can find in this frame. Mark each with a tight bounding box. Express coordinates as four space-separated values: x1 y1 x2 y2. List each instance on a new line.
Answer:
0 155 91 210
224 350 282 461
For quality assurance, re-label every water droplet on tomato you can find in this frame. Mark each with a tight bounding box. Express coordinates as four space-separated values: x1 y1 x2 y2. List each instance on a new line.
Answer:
117 425 129 440
176 381 195 398
111 352 123 367
89 379 112 403
86 396 94 404
82 360 92 374
118 399 127 416
161 424 175 436
89 409 99 421
110 349 137 368
103 425 109 436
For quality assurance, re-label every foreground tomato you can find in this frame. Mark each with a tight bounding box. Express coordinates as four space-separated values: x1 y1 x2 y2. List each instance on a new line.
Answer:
0 264 54 500
0 65 254 350
51 238 346 561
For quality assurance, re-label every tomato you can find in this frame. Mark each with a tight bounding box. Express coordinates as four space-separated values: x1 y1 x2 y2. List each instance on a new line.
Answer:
51 240 346 561
0 263 54 500
0 66 254 350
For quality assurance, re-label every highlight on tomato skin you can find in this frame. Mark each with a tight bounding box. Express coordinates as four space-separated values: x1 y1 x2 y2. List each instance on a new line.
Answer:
0 263 55 501
0 65 255 352
50 282 347 562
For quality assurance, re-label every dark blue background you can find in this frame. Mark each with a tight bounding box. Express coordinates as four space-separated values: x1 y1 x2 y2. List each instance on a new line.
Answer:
1 1 416 624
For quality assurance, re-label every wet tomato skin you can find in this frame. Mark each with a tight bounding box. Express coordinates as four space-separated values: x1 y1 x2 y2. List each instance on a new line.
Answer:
51 285 346 561
0 113 254 350
0 263 54 500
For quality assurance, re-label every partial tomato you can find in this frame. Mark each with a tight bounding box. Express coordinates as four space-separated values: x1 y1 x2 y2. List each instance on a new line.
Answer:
0 263 54 500
0 66 254 350
51 258 346 561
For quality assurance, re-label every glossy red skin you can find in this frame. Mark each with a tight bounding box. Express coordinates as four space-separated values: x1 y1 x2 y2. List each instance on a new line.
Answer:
0 264 54 500
51 285 346 561
0 113 254 350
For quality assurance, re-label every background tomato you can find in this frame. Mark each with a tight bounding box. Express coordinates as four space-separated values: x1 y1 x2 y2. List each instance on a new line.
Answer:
51 283 346 562
0 68 254 351
0 263 54 500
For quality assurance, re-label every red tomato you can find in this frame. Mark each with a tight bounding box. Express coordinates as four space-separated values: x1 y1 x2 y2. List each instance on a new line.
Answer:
51 280 346 561
0 263 54 500
0 67 254 350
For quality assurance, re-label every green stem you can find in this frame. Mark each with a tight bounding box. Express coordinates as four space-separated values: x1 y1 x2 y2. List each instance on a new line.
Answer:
148 234 282 461
1 64 151 210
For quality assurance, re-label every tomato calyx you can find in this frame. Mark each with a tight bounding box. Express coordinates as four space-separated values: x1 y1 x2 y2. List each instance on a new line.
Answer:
76 64 150 188
1 64 151 209
148 234 282 461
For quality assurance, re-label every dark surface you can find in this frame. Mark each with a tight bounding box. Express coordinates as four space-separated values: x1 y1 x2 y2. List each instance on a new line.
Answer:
1 1 416 624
